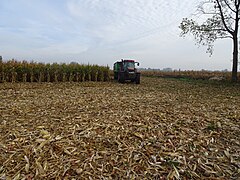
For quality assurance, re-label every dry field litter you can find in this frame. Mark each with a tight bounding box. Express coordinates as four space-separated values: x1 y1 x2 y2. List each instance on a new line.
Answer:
0 77 239 179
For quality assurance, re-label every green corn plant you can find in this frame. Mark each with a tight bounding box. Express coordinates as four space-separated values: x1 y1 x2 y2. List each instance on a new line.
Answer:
91 65 98 81
74 64 80 82
4 60 14 82
84 64 91 81
18 61 28 82
0 60 5 82
3 60 10 82
97 67 104 82
8 60 17 83
37 63 45 82
73 64 79 82
68 63 75 82
28 61 36 82
50 63 60 82
103 66 110 81
78 65 85 82
11 71 17 83
44 63 50 82
60 63 68 82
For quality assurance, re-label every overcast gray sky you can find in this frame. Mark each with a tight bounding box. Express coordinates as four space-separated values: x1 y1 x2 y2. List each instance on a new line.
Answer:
0 0 233 70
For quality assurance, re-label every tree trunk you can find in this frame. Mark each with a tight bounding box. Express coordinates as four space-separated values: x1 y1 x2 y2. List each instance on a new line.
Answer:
232 35 238 82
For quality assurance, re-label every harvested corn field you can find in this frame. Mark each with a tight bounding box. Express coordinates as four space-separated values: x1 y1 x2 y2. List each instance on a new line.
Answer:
0 77 240 179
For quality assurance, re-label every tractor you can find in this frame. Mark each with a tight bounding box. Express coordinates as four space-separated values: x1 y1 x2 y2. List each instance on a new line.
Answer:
113 59 140 84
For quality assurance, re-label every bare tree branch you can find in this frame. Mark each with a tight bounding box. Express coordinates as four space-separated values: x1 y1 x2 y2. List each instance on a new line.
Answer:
216 35 233 39
212 28 228 31
216 0 234 34
223 0 237 13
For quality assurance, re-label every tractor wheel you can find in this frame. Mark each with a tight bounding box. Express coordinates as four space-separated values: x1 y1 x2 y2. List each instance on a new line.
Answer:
135 73 140 84
118 72 125 83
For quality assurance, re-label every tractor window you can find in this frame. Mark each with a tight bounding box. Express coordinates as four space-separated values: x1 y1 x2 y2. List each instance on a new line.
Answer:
125 62 135 68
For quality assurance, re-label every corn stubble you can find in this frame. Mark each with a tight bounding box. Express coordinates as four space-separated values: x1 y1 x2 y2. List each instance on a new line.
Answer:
0 77 239 179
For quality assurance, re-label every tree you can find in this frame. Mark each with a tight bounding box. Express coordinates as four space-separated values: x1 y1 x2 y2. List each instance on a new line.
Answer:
179 0 239 82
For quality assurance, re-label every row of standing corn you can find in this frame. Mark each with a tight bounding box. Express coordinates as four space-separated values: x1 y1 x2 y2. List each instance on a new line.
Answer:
0 60 110 83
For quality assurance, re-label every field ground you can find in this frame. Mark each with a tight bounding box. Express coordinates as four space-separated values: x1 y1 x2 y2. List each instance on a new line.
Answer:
0 77 240 179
